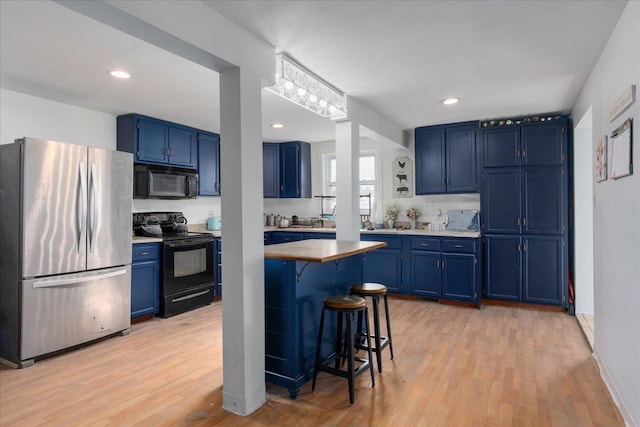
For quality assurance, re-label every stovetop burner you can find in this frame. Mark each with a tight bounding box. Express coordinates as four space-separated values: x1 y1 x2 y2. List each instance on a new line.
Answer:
133 211 194 238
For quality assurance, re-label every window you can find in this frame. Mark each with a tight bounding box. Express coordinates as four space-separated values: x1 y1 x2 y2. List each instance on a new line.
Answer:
324 153 377 216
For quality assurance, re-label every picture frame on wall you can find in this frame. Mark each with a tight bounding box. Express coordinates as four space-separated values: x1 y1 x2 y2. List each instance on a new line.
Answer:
392 156 413 198
595 135 608 182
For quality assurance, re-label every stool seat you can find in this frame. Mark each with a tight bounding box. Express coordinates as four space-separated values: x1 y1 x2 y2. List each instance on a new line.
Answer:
324 295 366 310
350 282 387 296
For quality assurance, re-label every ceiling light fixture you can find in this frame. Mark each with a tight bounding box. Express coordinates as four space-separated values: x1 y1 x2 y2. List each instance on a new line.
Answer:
109 70 131 79
271 123 284 129
266 52 347 119
443 98 459 105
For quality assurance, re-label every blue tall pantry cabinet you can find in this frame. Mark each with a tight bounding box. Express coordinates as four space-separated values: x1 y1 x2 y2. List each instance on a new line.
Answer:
481 117 569 306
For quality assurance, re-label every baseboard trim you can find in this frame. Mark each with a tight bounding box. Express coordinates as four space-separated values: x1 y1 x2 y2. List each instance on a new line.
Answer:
593 350 636 427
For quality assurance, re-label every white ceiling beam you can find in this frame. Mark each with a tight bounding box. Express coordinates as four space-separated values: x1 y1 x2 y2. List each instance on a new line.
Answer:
342 95 409 148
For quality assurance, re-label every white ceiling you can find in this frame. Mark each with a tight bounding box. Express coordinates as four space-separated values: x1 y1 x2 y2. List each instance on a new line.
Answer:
0 1 627 143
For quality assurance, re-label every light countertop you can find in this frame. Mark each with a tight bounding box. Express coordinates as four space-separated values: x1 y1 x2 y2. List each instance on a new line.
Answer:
264 239 387 263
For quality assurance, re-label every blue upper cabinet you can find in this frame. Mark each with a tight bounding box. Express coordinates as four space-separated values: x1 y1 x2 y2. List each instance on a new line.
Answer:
415 121 478 195
117 114 198 169
198 131 221 196
521 122 564 166
263 143 280 198
483 168 522 234
263 141 310 198
415 128 445 194
280 141 311 198
482 127 520 167
522 166 563 234
482 119 565 168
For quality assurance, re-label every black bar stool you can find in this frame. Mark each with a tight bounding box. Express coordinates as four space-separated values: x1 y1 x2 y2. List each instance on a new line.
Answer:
312 295 375 404
350 282 394 373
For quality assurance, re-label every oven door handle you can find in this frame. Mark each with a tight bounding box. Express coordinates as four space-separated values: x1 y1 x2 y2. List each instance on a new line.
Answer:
172 289 211 302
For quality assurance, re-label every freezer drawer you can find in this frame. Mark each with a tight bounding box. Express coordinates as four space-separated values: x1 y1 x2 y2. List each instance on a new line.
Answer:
21 266 131 361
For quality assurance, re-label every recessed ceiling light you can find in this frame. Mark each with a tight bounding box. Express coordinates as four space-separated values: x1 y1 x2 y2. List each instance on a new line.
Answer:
443 98 459 105
109 70 131 79
271 123 284 129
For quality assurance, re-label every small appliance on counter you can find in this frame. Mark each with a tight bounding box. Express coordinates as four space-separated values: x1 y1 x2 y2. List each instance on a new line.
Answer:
207 212 221 230
445 210 480 232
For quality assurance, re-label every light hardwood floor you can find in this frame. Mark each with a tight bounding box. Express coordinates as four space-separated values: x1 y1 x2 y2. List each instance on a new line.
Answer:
0 299 624 426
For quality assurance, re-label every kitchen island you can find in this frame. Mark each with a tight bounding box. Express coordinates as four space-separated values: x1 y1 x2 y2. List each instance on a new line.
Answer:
263 239 386 398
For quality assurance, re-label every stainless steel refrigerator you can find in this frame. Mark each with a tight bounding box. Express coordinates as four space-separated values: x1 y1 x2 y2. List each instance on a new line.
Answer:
0 137 133 367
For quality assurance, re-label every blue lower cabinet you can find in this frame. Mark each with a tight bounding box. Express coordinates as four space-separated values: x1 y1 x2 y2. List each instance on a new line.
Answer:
442 253 477 302
131 243 160 318
361 234 404 293
270 232 303 244
523 235 564 305
484 235 521 301
363 249 403 293
408 236 481 305
410 251 441 297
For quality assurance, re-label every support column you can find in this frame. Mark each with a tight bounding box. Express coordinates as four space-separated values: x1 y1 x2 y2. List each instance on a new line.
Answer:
219 66 266 415
335 120 360 241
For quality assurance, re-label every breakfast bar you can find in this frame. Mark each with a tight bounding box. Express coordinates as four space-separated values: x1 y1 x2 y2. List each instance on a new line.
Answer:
263 239 386 398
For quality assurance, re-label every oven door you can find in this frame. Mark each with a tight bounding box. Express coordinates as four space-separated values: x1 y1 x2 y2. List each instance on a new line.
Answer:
163 237 214 295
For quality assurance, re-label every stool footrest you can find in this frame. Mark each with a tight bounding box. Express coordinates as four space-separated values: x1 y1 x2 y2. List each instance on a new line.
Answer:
317 357 371 380
355 335 390 353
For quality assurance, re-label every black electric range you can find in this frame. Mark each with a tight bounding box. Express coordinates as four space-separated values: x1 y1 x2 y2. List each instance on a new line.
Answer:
133 212 215 317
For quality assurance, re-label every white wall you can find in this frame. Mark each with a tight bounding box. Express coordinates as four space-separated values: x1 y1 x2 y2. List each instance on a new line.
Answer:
573 107 594 315
1 89 222 225
571 2 640 425
1 88 115 148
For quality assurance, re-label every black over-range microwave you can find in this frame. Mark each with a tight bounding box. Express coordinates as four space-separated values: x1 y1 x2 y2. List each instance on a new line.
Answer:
134 164 198 199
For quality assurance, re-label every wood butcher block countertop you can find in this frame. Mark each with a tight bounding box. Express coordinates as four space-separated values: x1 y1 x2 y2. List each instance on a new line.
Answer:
264 239 387 263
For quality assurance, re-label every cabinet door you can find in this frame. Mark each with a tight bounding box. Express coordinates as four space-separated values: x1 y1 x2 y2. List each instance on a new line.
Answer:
523 166 563 234
363 250 402 293
168 126 197 168
523 236 564 305
415 128 445 194
482 127 520 167
410 251 441 297
131 260 159 318
198 132 220 196
442 253 476 302
270 232 303 244
263 143 280 198
279 142 300 197
521 122 564 166
483 168 521 234
484 235 521 301
137 119 169 164
446 125 477 192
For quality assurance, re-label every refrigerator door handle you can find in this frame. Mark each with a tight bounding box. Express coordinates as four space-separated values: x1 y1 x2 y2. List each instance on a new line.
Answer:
89 163 99 252
78 162 88 253
31 268 127 288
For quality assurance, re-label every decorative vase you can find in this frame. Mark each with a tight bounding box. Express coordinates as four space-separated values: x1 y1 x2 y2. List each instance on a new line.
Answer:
387 219 394 229
409 219 416 229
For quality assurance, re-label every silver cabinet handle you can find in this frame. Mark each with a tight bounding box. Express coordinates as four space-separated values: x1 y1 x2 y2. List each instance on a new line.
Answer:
454 244 463 248
420 243 429 247
139 251 150 256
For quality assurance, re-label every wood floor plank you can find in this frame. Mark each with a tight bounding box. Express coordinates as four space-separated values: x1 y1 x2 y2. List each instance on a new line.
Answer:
0 299 624 426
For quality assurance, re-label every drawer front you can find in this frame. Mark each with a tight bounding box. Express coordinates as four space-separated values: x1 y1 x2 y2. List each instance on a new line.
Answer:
410 237 441 251
442 239 476 253
361 234 402 250
132 243 160 261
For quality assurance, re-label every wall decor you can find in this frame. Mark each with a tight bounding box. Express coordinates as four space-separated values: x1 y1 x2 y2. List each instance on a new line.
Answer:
608 118 633 179
595 135 608 182
609 85 635 122
392 156 413 198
